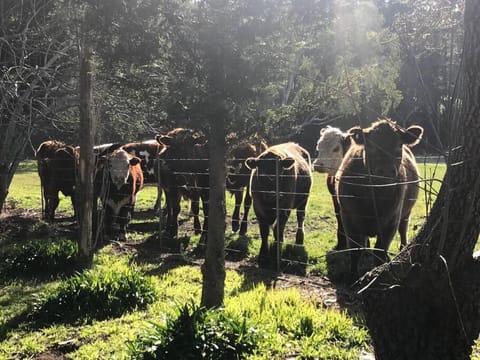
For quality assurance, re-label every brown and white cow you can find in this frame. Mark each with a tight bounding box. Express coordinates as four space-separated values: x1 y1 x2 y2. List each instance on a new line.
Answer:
155 128 209 242
96 148 144 241
36 140 78 221
246 142 312 267
312 126 352 250
335 119 423 277
226 137 268 235
120 140 165 211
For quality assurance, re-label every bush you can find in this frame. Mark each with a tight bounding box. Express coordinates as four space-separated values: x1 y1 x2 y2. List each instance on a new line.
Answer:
129 303 262 360
0 238 78 279
32 262 158 325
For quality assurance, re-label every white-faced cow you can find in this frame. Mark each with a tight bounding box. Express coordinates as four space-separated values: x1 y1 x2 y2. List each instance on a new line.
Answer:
155 128 209 242
120 140 165 211
226 137 268 235
36 140 78 221
312 126 352 250
96 148 144 241
246 142 312 267
335 119 423 277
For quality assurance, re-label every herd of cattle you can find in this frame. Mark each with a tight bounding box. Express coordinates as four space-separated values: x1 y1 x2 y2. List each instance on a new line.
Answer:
35 119 424 276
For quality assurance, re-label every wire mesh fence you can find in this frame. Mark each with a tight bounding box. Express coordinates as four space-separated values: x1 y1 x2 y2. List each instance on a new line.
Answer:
31 152 448 276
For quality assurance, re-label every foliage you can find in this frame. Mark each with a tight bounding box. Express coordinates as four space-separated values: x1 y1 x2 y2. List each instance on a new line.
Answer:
31 257 157 325
129 303 262 359
0 238 78 280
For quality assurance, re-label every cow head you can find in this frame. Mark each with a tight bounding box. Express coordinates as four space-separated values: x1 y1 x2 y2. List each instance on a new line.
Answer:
104 149 141 190
246 154 295 183
155 128 208 172
313 126 351 175
349 119 423 179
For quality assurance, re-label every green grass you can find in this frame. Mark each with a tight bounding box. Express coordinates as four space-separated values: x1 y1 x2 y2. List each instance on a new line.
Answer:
2 159 480 359
0 251 369 359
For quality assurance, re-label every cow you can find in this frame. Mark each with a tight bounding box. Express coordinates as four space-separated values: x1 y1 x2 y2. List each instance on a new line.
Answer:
226 137 268 235
335 119 423 277
36 140 78 221
155 128 209 242
120 140 165 211
312 126 352 250
95 148 144 241
245 142 312 267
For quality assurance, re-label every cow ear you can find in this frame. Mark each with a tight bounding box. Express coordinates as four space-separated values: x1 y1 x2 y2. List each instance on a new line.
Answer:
402 125 424 147
129 157 141 166
156 135 172 146
349 127 364 145
245 158 258 170
320 126 330 136
281 158 295 170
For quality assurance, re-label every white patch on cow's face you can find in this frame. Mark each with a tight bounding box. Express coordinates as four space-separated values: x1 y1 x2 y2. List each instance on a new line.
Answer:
108 150 131 189
313 127 347 175
139 150 153 174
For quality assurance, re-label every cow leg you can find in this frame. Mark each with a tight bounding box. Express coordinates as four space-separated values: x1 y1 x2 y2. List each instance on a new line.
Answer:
374 228 396 266
239 188 251 236
398 217 409 250
199 187 209 243
165 192 181 239
231 189 242 233
104 206 114 240
273 209 290 249
117 205 132 241
45 193 59 222
258 222 270 266
295 202 308 245
348 234 369 279
190 190 201 235
154 187 162 212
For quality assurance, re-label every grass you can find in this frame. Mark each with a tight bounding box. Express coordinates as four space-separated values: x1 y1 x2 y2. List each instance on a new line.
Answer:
2 159 480 359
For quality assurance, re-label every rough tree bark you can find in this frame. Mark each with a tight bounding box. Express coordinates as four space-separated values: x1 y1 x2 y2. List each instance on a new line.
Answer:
201 101 227 308
358 1 480 358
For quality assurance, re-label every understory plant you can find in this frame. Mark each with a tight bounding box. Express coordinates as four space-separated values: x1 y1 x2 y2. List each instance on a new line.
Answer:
31 259 157 325
129 302 262 359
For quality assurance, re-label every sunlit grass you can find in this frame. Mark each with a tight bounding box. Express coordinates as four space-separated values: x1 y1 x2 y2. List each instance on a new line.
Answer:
2 159 480 359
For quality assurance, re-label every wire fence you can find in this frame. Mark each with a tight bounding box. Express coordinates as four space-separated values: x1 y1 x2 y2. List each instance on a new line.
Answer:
33 153 448 275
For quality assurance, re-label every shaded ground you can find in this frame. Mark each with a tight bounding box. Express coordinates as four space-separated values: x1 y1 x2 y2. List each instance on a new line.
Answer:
0 201 360 315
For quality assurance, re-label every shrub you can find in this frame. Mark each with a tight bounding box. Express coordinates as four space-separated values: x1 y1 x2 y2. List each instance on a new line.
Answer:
0 238 78 279
32 262 157 325
129 303 262 359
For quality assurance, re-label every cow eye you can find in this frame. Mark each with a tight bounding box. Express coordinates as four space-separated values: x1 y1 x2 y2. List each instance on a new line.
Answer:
333 146 340 153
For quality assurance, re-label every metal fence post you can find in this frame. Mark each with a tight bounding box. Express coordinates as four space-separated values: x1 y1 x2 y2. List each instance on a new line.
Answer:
275 158 280 273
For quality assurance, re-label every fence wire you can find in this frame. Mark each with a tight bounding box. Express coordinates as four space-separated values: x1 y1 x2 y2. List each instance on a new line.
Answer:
34 154 447 274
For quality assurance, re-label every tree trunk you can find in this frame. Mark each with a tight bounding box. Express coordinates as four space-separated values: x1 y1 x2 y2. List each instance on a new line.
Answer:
201 105 226 308
359 1 480 358
77 44 95 267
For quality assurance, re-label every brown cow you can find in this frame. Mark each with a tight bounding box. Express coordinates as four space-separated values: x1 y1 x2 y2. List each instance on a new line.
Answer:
335 119 423 277
96 149 144 241
36 140 78 221
246 142 312 267
226 137 268 235
155 128 209 242
312 126 352 250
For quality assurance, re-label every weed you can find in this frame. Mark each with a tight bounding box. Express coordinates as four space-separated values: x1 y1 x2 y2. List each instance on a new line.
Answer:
0 238 78 280
31 260 157 325
129 302 262 359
